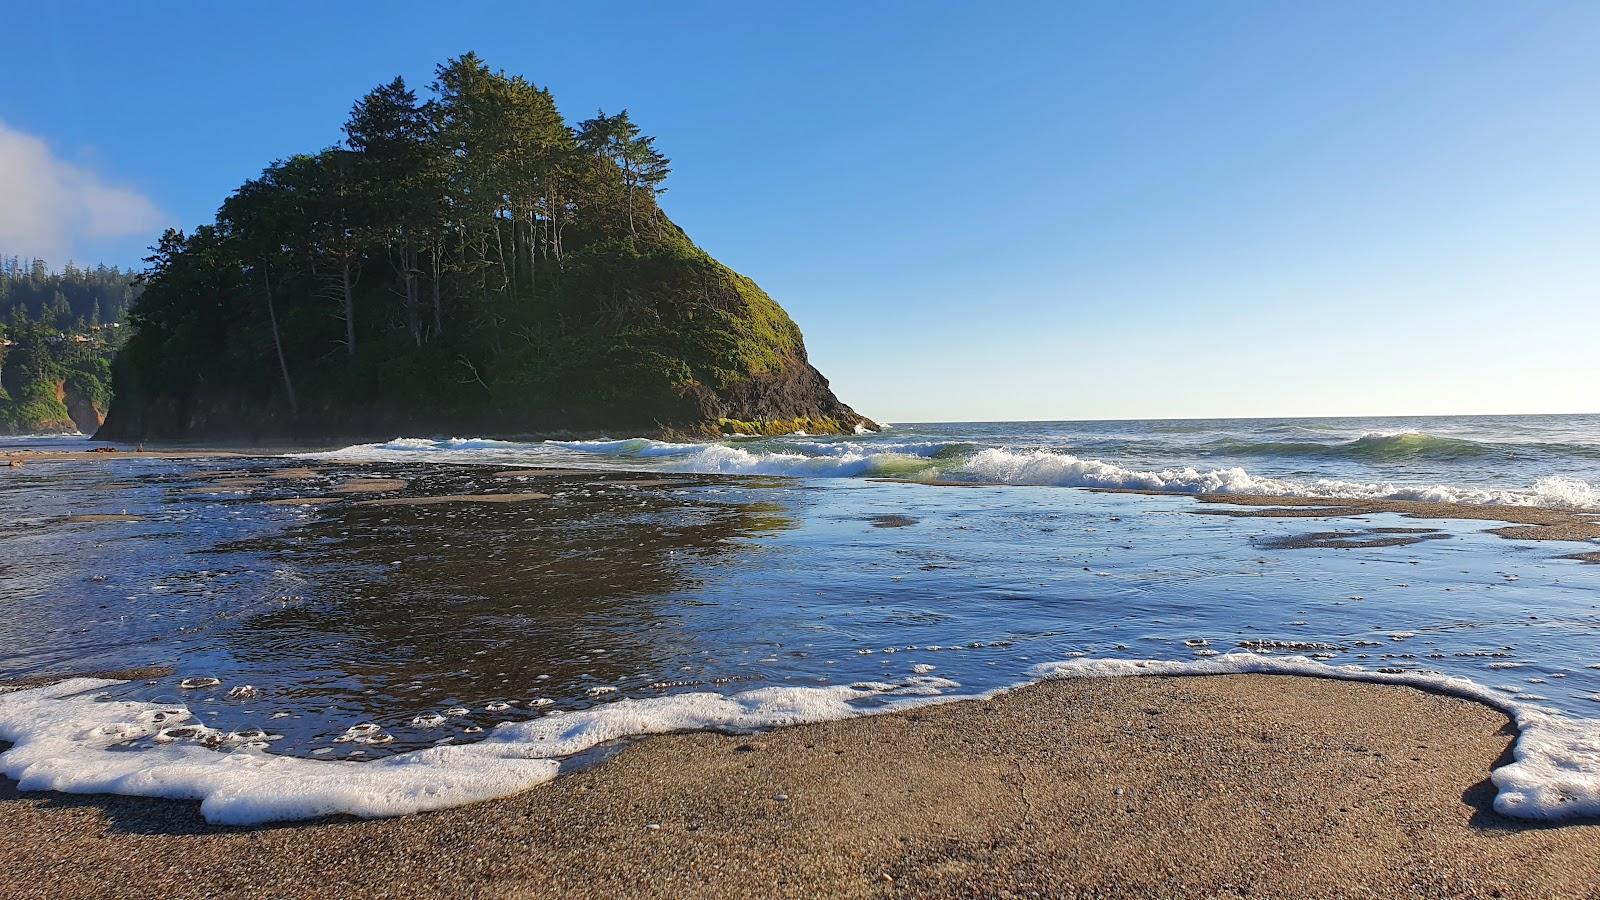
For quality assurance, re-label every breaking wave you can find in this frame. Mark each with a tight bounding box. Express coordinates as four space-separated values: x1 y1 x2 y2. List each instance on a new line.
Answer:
303 429 1600 509
1208 431 1489 461
1207 431 1600 463
949 448 1600 508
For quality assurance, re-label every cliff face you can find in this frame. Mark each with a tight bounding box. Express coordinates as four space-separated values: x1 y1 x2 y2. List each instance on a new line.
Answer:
0 374 107 436
96 222 871 443
0 380 75 435
64 380 106 433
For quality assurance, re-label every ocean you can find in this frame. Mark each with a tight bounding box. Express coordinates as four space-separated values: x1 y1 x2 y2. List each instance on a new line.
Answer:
1 414 1597 824
321 414 1600 506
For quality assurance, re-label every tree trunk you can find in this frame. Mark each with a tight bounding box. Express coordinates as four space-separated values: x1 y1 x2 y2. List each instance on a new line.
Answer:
405 247 422 348
430 242 444 338
478 232 500 351
526 208 537 306
551 182 565 266
498 209 514 299
261 268 299 419
340 262 357 361
625 179 636 238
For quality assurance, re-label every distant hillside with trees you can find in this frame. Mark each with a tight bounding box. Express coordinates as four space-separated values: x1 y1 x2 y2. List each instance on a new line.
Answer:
0 259 136 434
99 53 870 442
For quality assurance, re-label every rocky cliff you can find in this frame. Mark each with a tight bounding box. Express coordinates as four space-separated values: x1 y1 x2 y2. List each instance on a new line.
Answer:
94 56 873 444
95 217 872 443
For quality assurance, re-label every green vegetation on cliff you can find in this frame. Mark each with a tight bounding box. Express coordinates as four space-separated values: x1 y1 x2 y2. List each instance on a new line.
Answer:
100 53 870 441
0 260 130 434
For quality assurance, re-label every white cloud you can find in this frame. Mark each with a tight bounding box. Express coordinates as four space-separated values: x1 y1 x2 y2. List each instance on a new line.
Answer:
0 119 164 262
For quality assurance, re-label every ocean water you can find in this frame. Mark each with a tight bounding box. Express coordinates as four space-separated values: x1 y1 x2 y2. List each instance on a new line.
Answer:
1 415 1598 824
318 414 1600 507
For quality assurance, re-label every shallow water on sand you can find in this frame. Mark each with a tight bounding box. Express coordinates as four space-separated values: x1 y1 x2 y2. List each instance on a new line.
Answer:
2 443 1596 764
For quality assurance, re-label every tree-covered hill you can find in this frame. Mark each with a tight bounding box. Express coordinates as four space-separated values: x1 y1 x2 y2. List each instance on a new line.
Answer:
0 260 134 434
99 53 872 442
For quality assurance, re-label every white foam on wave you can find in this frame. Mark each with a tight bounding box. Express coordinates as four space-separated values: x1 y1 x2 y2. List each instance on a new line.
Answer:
546 437 704 458
954 448 1600 508
295 437 575 467
0 675 961 825
654 445 919 477
544 435 951 478
1032 653 1600 821
300 436 1599 509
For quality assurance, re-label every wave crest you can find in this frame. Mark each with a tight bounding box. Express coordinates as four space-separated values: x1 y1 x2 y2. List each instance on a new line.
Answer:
1208 431 1489 461
299 434 1600 509
953 448 1598 507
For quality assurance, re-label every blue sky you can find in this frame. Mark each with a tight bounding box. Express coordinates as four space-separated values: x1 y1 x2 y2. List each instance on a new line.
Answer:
4 2 1598 422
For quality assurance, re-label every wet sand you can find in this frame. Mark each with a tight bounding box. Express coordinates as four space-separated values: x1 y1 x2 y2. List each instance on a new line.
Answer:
2 675 1596 899
353 491 551 507
865 480 1600 544
1169 491 1600 543
4 449 253 462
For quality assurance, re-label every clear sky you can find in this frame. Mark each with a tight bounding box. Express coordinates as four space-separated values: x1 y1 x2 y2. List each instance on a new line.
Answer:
4 1 1597 423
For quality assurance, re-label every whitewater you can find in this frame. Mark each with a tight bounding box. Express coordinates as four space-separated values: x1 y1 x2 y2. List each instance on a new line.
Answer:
304 414 1600 508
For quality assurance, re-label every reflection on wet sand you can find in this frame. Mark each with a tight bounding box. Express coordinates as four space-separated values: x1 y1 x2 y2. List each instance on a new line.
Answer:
212 466 798 754
7 452 1600 775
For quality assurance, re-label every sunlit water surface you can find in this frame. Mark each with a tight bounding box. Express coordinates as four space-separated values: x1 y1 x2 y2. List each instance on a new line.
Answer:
2 419 1597 761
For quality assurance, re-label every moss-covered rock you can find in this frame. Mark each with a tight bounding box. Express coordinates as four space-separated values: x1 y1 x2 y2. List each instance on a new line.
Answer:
0 379 78 434
100 214 873 442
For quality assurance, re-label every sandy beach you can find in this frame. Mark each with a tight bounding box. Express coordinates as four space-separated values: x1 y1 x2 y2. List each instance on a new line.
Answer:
1 674 1595 899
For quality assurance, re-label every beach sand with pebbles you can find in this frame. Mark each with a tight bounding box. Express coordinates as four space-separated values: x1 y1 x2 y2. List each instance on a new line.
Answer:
1 674 1597 899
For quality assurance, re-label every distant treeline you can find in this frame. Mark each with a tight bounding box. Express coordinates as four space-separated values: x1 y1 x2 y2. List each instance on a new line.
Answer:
1 257 141 334
0 260 130 434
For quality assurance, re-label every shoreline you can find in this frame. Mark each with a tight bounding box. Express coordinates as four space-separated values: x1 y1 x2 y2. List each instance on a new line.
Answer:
8 447 1599 542
1165 490 1600 543
2 674 1595 898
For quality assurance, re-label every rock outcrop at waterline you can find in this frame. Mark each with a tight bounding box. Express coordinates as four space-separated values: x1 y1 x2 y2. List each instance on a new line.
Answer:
95 225 872 442
94 53 872 442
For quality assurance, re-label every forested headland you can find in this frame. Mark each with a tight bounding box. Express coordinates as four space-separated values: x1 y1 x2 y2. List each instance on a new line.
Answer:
98 53 871 442
0 259 136 434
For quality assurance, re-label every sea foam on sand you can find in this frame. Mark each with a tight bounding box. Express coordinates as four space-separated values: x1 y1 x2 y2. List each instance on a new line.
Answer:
0 676 958 825
2 658 1595 825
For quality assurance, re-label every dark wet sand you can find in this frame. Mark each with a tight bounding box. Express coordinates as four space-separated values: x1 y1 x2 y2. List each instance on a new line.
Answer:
4 449 254 462
2 675 1596 899
353 491 551 507
1257 525 1450 550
